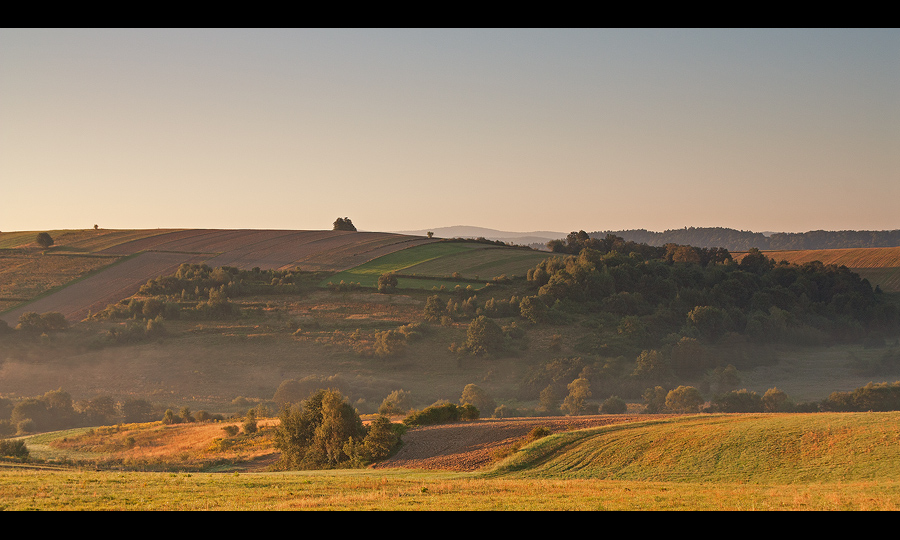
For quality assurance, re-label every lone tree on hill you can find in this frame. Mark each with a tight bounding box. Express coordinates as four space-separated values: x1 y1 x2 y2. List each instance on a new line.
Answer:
36 232 54 248
333 217 357 231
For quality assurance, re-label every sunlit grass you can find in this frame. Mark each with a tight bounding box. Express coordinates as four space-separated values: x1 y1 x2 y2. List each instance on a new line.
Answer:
489 413 900 484
1 467 899 510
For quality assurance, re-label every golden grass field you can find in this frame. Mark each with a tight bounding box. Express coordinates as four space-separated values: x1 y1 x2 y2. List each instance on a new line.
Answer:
4 412 900 510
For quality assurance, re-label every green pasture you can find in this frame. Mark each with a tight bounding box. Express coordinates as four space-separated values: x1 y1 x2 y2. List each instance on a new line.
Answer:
489 412 900 484
321 242 551 290
402 246 552 280
854 267 900 293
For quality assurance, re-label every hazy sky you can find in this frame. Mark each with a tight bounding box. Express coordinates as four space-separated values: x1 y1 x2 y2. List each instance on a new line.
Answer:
2 28 898 235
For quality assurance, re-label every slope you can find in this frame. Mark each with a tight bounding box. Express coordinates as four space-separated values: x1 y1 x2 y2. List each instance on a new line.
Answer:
488 412 900 483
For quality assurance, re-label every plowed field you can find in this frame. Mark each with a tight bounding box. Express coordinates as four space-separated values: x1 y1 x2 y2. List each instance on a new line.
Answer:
732 246 900 292
372 415 659 472
0 251 209 325
0 229 436 323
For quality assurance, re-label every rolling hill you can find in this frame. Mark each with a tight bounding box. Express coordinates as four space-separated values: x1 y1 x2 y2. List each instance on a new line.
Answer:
0 229 438 324
489 412 900 483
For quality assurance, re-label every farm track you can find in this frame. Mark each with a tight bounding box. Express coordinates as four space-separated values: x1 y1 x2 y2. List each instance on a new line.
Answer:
373 415 658 472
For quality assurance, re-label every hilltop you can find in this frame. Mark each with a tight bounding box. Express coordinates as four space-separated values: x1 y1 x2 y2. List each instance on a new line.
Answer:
1 225 899 433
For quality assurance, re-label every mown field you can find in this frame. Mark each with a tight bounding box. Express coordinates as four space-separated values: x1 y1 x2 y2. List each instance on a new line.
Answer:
3 412 900 510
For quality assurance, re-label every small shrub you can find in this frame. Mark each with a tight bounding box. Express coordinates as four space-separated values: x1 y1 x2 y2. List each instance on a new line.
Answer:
525 426 552 443
243 410 258 434
0 439 29 459
403 402 479 427
222 425 240 437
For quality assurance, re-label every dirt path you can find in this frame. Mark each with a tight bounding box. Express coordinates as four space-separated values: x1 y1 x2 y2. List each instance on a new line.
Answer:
372 415 655 472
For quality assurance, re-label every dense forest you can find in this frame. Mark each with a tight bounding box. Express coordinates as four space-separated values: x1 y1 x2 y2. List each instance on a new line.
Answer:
588 227 900 251
520 232 900 402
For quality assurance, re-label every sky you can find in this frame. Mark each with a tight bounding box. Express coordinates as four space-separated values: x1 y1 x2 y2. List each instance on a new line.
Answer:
2 28 898 235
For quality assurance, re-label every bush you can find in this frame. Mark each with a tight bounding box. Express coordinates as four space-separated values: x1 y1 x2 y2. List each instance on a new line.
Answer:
711 389 763 413
525 426 552 443
361 415 402 461
600 395 627 414
0 438 29 459
377 273 398 293
403 402 479 427
665 386 705 413
820 381 900 412
374 329 406 358
378 390 412 416
15 312 68 334
222 425 240 437
242 409 258 434
122 399 154 423
463 316 506 356
273 389 367 470
459 384 495 417
35 232 53 248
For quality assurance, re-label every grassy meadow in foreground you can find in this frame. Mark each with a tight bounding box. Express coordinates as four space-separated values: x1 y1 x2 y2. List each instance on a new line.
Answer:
4 412 900 510
2 467 899 510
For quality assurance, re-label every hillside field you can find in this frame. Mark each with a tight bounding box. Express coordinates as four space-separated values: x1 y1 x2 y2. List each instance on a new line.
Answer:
0 228 437 325
323 241 551 290
3 412 900 510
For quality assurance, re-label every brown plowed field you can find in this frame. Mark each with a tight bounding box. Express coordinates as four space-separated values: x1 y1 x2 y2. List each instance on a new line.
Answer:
372 415 657 472
0 251 209 325
0 229 436 323
732 246 900 269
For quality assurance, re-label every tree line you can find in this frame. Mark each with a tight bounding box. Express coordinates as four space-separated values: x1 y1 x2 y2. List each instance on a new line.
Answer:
587 227 900 252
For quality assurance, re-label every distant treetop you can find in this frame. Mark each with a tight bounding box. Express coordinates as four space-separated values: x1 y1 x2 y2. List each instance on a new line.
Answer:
35 232 54 248
333 217 357 232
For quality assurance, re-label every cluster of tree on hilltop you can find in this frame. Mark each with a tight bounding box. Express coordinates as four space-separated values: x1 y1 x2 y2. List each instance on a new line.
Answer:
503 234 900 402
586 227 900 252
529 241 897 348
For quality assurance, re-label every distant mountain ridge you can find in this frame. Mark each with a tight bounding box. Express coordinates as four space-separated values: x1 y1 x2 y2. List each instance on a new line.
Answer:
396 226 900 252
392 226 566 248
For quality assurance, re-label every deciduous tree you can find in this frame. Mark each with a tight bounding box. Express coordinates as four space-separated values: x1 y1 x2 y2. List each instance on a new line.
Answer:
561 377 592 416
665 385 705 413
35 232 53 248
333 217 357 231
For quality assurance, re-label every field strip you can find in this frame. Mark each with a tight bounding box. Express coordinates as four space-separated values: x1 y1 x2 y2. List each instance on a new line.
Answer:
201 230 346 270
0 251 210 324
733 246 900 268
96 229 230 255
373 415 655 472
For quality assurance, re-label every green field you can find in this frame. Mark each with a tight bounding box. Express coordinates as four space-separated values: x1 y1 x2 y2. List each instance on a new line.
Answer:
489 412 900 484
322 242 552 290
